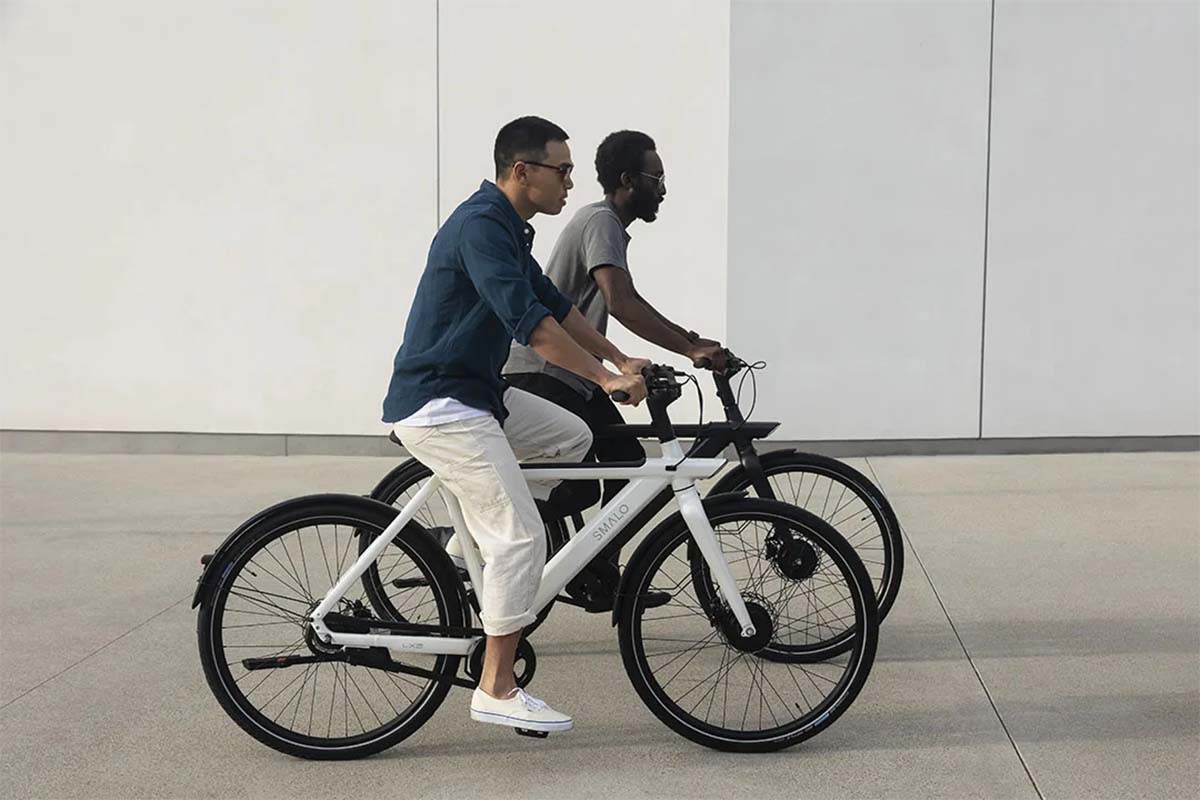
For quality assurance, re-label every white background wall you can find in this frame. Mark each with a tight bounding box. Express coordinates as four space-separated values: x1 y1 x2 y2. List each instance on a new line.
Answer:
1 0 437 434
728 0 1198 440
983 0 1199 437
728 0 993 440
2 0 1196 441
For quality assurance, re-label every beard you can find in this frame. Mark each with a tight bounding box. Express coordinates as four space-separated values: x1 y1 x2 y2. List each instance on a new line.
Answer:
631 186 661 222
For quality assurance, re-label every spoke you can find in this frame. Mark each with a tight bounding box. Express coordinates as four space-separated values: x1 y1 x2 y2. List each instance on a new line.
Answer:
285 664 317 730
261 541 313 603
231 579 310 608
226 588 307 623
223 620 303 630
364 667 405 717
754 658 788 727
335 524 357 583
246 556 312 606
339 665 371 735
692 643 733 720
643 630 721 674
223 606 301 621
317 525 336 590
296 530 313 599
258 660 317 714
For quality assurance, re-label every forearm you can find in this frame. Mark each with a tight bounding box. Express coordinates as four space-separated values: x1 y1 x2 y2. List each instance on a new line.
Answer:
529 314 620 386
611 297 695 356
635 290 695 342
559 306 632 368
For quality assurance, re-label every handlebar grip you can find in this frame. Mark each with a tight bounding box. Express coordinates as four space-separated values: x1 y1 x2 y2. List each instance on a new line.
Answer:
610 390 630 403
693 357 712 369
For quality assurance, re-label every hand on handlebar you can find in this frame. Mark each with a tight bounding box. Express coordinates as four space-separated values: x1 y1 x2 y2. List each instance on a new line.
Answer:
687 343 729 373
603 372 647 405
617 356 653 377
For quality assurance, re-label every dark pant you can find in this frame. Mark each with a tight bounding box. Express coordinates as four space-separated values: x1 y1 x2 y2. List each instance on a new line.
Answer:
505 372 646 562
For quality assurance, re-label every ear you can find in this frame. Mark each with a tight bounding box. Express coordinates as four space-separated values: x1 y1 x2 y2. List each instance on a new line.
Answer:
619 171 635 190
510 162 528 184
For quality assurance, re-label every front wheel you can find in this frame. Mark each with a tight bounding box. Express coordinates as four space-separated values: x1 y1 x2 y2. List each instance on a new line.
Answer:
618 498 878 752
712 452 904 625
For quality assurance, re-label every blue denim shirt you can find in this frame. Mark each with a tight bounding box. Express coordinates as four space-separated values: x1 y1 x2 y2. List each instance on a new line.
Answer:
382 181 573 424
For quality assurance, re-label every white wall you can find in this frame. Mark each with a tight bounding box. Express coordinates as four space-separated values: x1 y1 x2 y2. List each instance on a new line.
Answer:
727 0 993 440
1 0 438 434
437 0 730 424
2 0 1196 441
982 0 1199 437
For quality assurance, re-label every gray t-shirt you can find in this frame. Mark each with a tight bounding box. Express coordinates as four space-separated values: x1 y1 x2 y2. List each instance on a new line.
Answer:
504 199 631 397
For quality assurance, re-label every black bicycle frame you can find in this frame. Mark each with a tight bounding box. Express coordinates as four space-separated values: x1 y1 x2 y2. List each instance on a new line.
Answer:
582 366 783 557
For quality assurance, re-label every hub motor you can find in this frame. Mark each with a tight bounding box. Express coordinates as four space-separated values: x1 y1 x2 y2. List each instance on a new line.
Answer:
717 595 775 653
765 525 820 582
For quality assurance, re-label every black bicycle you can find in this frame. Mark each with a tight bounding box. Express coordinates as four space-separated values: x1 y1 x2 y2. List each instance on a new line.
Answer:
365 355 904 649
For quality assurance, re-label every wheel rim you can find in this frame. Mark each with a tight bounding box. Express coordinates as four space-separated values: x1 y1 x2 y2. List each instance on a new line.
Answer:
632 511 871 742
208 514 452 750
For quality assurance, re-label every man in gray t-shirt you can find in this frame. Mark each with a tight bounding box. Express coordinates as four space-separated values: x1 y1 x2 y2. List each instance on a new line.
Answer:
504 197 633 395
505 130 727 523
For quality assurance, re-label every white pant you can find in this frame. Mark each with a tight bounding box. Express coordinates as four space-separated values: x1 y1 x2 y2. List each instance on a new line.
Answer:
393 387 592 636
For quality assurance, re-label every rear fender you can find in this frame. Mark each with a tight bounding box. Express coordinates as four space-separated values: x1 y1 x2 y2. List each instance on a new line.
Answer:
191 493 398 609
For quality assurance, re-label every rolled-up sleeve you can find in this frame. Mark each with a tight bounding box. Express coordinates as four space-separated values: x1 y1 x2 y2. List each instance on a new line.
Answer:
459 213 554 345
531 265 573 323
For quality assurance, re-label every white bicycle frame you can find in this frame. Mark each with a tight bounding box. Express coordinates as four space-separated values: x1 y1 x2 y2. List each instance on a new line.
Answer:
307 439 757 655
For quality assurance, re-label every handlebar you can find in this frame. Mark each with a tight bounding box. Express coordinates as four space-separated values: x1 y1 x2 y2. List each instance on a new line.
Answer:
608 363 687 405
692 349 748 375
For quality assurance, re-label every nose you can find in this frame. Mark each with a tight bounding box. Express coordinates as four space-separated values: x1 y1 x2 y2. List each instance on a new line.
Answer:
565 174 574 191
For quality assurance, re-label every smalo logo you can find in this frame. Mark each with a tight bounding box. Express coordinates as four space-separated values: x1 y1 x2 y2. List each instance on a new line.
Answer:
592 504 630 540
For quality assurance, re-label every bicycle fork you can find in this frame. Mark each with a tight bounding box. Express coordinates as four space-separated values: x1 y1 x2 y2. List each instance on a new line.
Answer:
673 480 757 639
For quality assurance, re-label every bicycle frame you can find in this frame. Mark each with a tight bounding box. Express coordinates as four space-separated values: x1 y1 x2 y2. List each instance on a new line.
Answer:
307 439 757 656
592 362 780 503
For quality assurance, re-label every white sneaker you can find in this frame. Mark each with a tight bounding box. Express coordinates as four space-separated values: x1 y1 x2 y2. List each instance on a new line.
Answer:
470 687 574 733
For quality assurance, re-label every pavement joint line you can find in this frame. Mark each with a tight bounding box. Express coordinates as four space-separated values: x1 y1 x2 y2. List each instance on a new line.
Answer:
863 455 1045 799
900 519 1046 800
0 594 190 713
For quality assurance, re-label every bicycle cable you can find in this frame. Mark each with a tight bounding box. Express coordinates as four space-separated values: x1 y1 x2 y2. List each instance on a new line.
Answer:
731 359 768 430
670 371 706 470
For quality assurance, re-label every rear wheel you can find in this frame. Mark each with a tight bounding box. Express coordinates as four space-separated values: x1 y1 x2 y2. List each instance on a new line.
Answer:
197 497 464 760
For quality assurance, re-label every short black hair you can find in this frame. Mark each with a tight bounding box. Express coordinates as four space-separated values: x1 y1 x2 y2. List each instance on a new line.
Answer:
494 116 569 178
595 130 657 193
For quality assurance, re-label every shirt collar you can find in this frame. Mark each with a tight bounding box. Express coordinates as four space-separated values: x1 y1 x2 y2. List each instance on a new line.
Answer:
479 180 534 242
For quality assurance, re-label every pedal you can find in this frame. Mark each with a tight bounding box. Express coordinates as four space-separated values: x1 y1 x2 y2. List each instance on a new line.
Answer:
514 728 549 739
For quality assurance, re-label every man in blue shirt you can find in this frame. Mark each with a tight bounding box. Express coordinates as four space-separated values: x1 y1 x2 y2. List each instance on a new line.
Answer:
384 117 647 734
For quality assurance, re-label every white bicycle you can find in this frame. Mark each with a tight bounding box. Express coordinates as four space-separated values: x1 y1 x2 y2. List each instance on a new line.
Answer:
194 366 878 758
